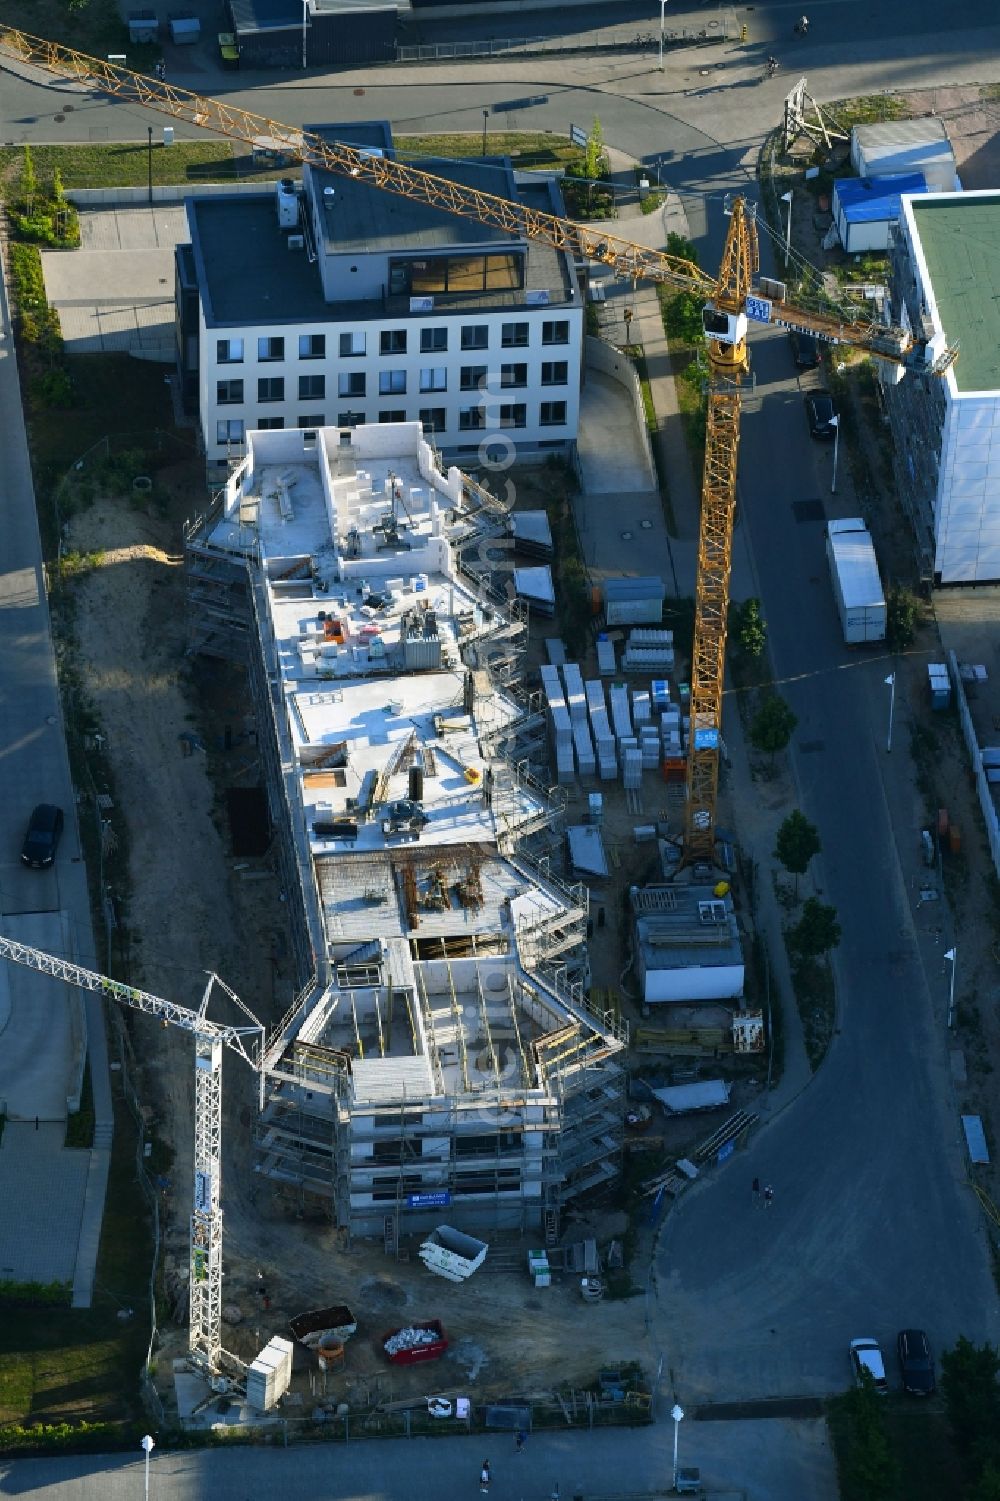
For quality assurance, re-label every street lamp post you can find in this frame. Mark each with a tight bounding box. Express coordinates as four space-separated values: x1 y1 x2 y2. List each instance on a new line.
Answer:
301 0 308 69
945 947 956 1027
671 1403 684 1490
658 0 668 70
140 1435 155 1501
829 413 841 494
147 125 153 205
781 189 793 263
885 672 896 753
482 108 489 157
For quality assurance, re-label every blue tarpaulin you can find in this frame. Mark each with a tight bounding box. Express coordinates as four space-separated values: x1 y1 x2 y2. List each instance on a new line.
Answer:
835 172 928 223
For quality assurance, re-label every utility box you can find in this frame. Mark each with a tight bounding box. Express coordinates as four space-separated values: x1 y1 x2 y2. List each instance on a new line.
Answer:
127 10 159 42
826 519 886 645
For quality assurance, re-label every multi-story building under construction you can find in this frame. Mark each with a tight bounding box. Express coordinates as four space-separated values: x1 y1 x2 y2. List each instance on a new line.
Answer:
183 419 625 1243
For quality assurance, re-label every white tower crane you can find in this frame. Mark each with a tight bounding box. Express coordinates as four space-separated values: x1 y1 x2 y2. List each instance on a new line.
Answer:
0 934 264 1377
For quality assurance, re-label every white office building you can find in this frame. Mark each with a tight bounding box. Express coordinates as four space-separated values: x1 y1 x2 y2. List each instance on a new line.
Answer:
884 190 1000 584
175 121 583 482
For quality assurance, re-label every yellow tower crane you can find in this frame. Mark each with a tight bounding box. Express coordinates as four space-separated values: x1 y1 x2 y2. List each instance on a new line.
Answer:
0 27 955 861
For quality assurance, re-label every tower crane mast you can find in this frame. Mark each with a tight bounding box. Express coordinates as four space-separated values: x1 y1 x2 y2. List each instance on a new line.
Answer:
0 935 263 1377
0 26 954 859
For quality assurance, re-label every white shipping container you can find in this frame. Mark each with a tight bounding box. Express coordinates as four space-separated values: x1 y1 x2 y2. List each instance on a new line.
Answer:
826 519 886 645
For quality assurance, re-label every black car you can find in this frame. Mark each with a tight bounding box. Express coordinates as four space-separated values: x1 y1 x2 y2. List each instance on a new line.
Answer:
806 390 838 440
897 1329 936 1395
790 330 820 369
21 804 64 868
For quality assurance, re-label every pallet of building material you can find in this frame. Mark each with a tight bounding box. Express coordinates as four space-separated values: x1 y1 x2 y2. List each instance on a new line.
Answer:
633 1026 732 1056
632 690 652 724
623 645 676 672
609 684 633 743
622 748 643 790
562 662 588 724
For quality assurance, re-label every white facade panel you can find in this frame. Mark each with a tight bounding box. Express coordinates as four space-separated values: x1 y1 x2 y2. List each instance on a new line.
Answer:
199 302 582 466
936 396 1000 582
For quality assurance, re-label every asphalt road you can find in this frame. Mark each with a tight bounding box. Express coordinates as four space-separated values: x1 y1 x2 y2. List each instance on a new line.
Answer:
1 0 999 1418
0 1419 838 1500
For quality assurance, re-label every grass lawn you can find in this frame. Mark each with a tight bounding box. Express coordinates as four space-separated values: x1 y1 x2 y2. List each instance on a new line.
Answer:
27 351 188 484
2 0 144 64
0 1084 152 1430
396 132 583 172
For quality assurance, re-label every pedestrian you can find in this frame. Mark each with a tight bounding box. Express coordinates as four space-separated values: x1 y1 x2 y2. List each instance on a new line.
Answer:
515 1429 527 1452
764 1184 774 1209
752 1176 760 1204
480 1459 491 1492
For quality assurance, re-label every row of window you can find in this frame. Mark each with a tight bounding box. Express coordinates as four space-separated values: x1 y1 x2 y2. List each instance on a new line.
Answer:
217 362 569 406
215 400 569 445
215 320 571 366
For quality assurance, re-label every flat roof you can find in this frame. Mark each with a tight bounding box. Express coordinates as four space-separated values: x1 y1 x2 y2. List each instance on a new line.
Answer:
910 194 1000 393
835 173 926 223
631 885 742 972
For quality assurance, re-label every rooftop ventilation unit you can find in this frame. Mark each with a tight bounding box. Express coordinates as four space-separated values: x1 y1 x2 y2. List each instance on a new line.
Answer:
323 186 336 211
275 177 298 229
697 900 728 924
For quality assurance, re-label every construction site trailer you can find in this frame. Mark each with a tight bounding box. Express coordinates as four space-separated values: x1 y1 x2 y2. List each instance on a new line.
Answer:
825 519 886 645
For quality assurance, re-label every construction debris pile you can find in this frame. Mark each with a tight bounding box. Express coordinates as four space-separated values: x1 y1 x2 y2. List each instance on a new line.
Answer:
384 1324 444 1357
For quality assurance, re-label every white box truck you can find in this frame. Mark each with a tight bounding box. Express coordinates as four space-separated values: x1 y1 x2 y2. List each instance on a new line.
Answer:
826 519 886 645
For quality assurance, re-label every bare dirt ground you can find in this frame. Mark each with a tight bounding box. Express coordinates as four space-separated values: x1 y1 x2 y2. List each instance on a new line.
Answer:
65 482 650 1415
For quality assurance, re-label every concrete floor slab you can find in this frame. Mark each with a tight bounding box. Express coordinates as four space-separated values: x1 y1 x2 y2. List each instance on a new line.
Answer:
0 1123 90 1283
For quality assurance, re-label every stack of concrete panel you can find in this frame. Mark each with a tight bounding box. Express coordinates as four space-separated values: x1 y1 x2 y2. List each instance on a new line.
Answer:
585 680 618 781
562 663 588 727
622 746 643 789
542 664 575 782
632 690 651 726
597 635 616 676
609 684 633 747
640 721 661 769
247 1336 294 1413
573 715 596 777
651 679 670 713
660 704 684 757
622 629 675 673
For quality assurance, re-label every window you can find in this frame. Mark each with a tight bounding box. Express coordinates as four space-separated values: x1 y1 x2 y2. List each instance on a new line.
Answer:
418 407 446 432
379 370 407 396
298 413 325 428
379 409 406 424
499 403 527 428
541 360 568 386
460 365 488 392
217 378 243 405
501 321 529 348
257 377 284 403
216 337 243 364
339 331 365 357
459 407 486 431
542 320 570 346
257 336 284 362
338 372 366 398
420 327 448 353
298 373 325 401
419 367 447 393
216 418 245 444
380 329 407 355
540 400 567 426
256 416 285 430
391 255 522 295
500 363 527 389
298 333 325 360
337 410 365 427
461 325 489 351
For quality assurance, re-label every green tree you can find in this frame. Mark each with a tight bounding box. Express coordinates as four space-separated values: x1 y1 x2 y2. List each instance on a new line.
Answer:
838 1378 900 1501
666 231 699 266
970 1466 1000 1501
774 810 821 897
735 597 767 660
887 584 920 650
789 896 841 959
584 117 607 214
942 1337 1000 1481
749 692 797 765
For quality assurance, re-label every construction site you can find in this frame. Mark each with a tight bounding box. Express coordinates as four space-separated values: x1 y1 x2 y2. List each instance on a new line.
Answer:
184 419 627 1249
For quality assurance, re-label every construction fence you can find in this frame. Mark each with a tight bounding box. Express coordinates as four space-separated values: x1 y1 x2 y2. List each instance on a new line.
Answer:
397 20 734 62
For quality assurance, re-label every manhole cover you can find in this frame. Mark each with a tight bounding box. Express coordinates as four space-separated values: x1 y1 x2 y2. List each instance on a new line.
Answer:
621 530 634 540
54 114 65 123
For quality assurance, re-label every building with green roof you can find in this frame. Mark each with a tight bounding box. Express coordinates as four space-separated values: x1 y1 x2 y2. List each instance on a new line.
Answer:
884 190 1000 584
